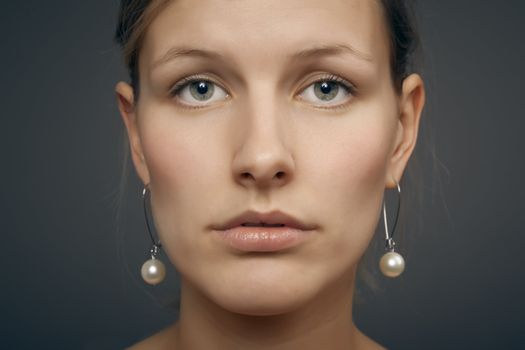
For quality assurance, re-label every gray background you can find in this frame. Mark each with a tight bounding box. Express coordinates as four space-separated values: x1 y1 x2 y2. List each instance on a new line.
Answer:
2 1 524 349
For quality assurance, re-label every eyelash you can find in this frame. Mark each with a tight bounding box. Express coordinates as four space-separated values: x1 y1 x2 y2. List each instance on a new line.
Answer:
168 74 223 110
302 74 357 111
170 74 214 95
169 73 357 111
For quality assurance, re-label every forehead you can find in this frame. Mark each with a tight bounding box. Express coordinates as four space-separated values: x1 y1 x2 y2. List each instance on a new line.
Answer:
140 0 389 75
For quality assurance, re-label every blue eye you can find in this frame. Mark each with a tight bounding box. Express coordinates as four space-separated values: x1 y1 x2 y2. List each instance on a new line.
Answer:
298 75 355 107
314 81 339 100
189 81 214 101
170 76 229 108
170 74 354 110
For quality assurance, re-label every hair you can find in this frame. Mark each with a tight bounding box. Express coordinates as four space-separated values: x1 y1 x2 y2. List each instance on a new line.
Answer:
114 0 171 100
113 0 425 304
379 0 420 90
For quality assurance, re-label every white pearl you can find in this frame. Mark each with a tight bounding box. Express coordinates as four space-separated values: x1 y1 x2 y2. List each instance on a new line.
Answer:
141 258 166 285
379 251 405 278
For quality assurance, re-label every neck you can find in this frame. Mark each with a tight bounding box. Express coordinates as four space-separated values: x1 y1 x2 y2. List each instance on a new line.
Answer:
171 270 378 350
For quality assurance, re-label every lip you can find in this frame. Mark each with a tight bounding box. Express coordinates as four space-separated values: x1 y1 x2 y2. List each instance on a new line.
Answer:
213 209 316 231
211 210 317 252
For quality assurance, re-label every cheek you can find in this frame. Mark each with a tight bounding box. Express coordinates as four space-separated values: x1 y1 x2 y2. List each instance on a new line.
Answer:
303 107 396 260
136 95 398 284
137 107 227 257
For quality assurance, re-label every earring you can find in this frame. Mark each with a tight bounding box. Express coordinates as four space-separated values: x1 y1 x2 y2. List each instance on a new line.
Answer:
140 184 166 285
379 181 406 278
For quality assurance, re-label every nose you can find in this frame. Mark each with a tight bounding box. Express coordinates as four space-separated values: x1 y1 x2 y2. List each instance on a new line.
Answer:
232 95 295 190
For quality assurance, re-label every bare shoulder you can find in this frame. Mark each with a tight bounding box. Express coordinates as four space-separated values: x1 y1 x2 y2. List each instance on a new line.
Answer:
126 323 179 350
362 336 387 350
355 328 387 350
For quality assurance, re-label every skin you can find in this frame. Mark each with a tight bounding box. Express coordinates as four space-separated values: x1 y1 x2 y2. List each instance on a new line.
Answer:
116 0 425 349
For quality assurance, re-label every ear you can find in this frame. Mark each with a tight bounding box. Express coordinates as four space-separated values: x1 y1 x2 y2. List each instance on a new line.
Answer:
386 73 425 188
115 82 150 185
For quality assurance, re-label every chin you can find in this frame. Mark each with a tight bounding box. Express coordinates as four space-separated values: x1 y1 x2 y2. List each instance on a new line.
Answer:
213 288 313 317
202 268 324 317
177 241 354 317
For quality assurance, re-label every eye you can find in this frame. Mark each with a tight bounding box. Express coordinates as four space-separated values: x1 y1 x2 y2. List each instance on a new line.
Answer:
297 74 355 108
170 75 229 108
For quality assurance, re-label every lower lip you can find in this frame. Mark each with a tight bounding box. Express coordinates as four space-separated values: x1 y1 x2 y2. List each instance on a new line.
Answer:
213 226 314 252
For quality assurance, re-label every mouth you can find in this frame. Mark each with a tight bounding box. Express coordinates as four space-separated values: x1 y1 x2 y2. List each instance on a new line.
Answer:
214 209 317 231
240 223 285 227
212 210 317 252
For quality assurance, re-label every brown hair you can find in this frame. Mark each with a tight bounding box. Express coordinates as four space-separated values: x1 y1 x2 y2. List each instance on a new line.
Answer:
114 0 421 99
379 0 420 90
114 0 171 99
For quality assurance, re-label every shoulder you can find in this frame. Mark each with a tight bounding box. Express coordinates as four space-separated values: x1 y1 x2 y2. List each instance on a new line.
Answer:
355 328 387 350
126 323 179 350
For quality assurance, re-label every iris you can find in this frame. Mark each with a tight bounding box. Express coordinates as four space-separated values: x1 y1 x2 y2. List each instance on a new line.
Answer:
190 81 214 101
314 81 339 101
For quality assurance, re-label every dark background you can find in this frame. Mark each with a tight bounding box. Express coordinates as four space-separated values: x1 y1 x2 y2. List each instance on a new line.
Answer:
2 1 524 349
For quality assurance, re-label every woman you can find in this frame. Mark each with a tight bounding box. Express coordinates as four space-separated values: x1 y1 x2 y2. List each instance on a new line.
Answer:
114 0 425 348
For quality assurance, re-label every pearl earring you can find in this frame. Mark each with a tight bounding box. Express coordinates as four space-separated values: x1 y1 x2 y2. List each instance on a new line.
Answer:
140 184 166 285
379 181 406 278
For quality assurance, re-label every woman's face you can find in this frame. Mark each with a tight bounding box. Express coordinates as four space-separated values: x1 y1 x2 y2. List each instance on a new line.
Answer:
118 0 422 315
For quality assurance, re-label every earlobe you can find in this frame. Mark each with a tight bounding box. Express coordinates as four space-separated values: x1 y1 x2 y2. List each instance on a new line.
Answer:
386 74 426 188
115 81 150 185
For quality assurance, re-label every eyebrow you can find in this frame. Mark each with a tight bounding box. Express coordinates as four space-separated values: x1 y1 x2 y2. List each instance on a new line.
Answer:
151 47 224 69
151 43 373 70
292 43 373 62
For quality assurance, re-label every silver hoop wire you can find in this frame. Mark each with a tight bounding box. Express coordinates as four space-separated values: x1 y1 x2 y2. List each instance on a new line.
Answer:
142 184 162 258
382 181 401 252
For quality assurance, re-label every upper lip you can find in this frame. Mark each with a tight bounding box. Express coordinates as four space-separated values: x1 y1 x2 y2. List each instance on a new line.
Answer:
213 210 317 231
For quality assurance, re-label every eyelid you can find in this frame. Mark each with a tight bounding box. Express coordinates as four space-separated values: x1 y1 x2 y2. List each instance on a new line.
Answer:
169 73 231 110
169 72 356 110
299 73 356 95
296 73 357 110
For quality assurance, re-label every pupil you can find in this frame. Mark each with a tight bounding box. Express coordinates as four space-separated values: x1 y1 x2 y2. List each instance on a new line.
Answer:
320 82 332 94
196 82 208 94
